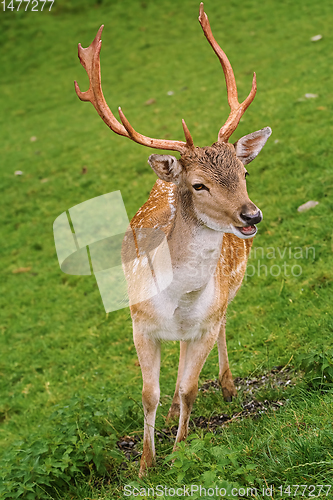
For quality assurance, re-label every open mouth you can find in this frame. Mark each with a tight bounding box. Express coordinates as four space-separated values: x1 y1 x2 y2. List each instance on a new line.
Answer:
236 225 257 236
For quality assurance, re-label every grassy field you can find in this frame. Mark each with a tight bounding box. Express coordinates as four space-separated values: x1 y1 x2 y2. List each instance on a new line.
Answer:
0 0 333 498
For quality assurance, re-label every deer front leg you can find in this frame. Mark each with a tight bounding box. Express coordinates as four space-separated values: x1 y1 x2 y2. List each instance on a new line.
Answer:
217 315 237 401
174 329 219 448
133 327 161 477
166 341 187 422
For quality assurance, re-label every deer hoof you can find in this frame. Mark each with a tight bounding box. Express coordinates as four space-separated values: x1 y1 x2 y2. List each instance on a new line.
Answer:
139 455 153 477
220 371 237 401
222 390 233 402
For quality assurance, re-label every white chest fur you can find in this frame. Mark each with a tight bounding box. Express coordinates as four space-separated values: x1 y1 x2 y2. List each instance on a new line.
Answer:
141 230 224 341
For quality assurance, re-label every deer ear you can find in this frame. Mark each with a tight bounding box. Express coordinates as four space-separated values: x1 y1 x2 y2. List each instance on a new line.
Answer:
148 154 183 184
234 127 272 165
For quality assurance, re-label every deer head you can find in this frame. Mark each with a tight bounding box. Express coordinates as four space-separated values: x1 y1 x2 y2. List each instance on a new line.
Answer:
75 3 271 239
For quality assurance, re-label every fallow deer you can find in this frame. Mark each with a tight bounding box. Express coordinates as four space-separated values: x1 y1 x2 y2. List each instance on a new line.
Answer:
75 3 271 476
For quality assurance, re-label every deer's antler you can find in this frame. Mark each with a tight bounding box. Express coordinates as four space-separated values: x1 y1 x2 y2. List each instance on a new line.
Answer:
198 2 257 143
74 26 193 153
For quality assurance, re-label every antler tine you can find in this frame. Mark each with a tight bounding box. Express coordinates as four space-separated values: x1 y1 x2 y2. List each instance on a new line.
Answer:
198 2 257 142
118 107 190 153
74 26 129 138
182 119 194 148
75 26 194 153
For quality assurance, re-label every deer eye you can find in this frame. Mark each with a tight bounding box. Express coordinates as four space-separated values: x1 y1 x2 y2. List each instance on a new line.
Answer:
193 183 209 191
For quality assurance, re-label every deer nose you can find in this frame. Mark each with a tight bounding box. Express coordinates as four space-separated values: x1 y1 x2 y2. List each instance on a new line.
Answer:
240 209 262 225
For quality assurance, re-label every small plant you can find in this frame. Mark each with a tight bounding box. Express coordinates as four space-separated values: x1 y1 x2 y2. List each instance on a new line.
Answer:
163 433 257 498
296 349 333 389
0 396 124 500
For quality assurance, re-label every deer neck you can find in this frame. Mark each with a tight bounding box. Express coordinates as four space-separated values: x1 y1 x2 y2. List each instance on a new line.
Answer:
166 186 224 291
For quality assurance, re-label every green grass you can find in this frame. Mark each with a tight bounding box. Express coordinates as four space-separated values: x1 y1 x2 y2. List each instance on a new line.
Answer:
0 0 333 498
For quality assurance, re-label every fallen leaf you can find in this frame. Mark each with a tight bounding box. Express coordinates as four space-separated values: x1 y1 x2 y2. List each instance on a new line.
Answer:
22 384 32 395
310 34 322 42
81 166 88 174
14 170 23 176
30 136 37 142
12 267 31 274
304 93 318 99
297 200 318 212
144 98 156 106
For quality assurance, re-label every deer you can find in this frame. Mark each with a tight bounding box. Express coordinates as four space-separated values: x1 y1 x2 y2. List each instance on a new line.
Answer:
75 2 271 476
